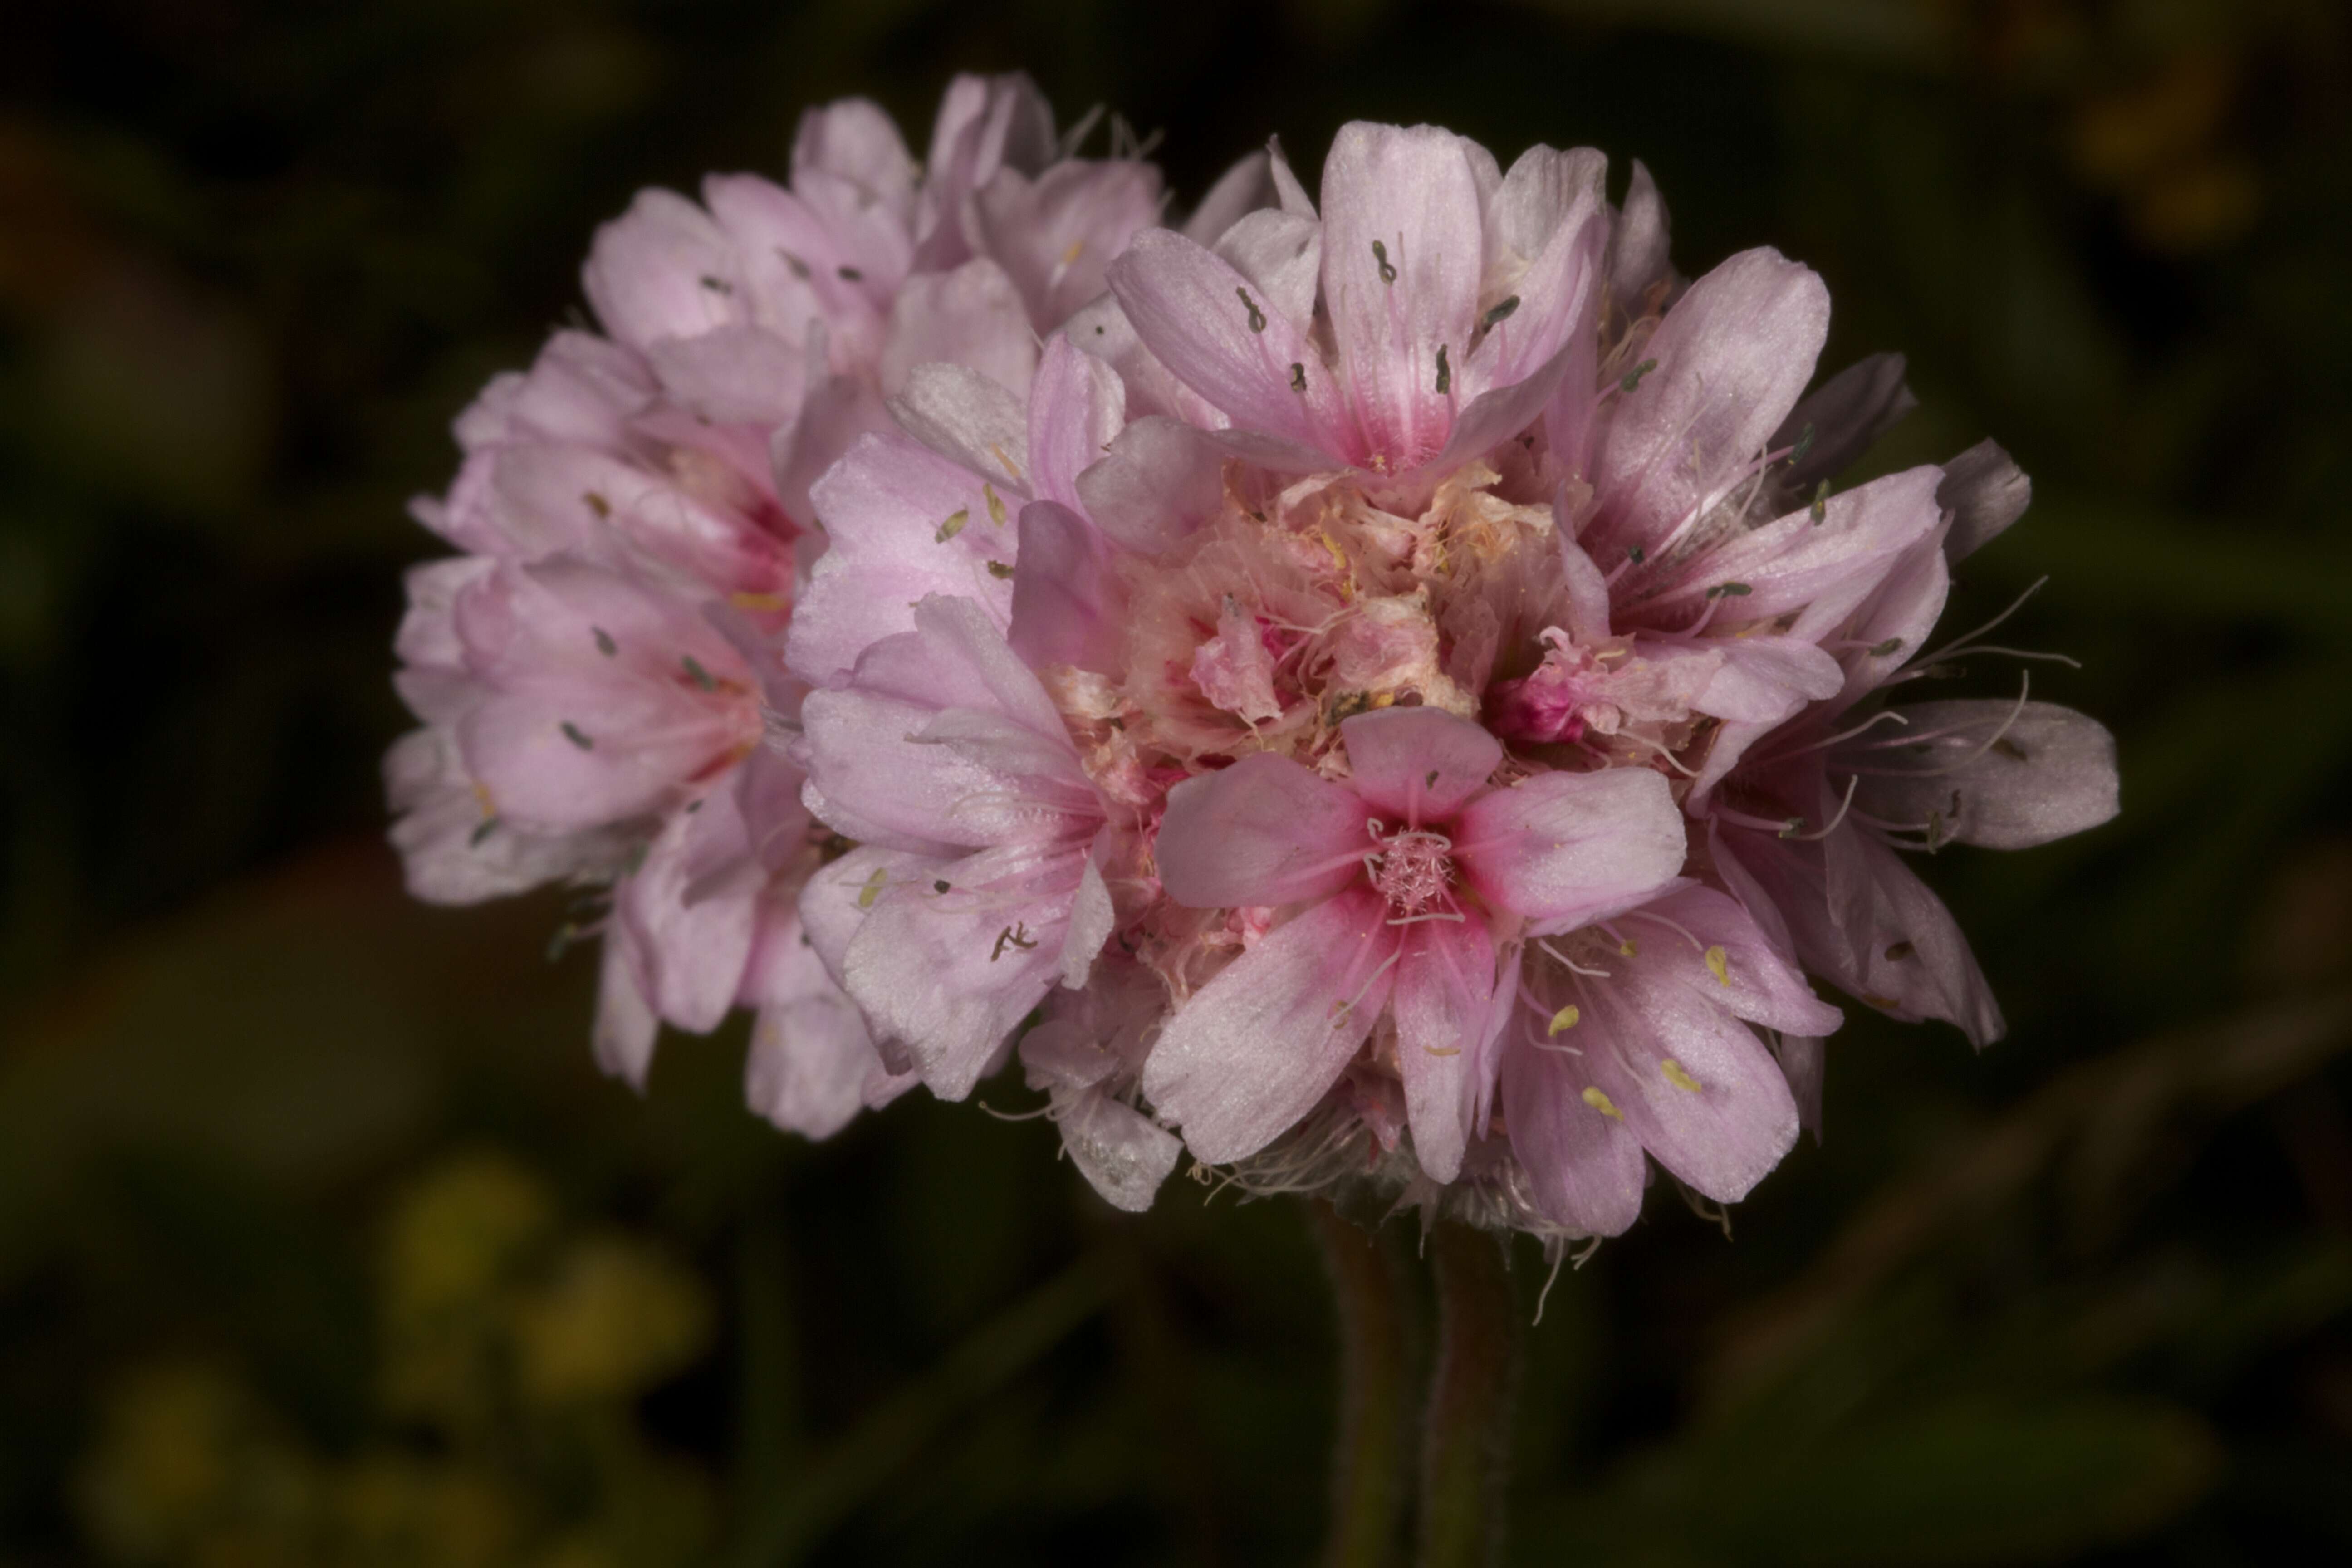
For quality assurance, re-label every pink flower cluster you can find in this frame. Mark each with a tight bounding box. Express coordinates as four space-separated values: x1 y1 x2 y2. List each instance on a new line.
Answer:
391 86 2118 1243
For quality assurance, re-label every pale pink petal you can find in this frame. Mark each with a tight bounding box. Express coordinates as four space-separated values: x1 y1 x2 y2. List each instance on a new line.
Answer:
1073 415 1224 555
1319 122 1485 470
743 912 892 1140
1500 1023 1646 1235
1604 159 1674 321
1578 958 1800 1205
1142 888 1399 1163
581 189 745 352
1156 753 1372 909
1186 594 1284 725
1455 768 1686 927
917 73 1055 267
614 797 761 1033
1774 352 1915 490
1393 913 1495 1182
1690 635 1844 725
879 258 1038 399
1009 500 1122 673
1848 700 2119 850
1025 334 1126 510
1644 465 1945 623
1938 439 2032 564
1056 1088 1184 1212
1213 209 1322 333
1587 248 1828 559
972 158 1166 328
843 840 1091 1097
1181 149 1274 245
1467 150 1605 396
770 366 894 525
593 933 660 1089
643 324 806 426
1621 885 1843 1037
1338 707 1504 822
384 726 624 905
1776 1034 1827 1141
1106 228 1351 456
789 432 1014 687
887 360 1032 493
1821 530 1950 713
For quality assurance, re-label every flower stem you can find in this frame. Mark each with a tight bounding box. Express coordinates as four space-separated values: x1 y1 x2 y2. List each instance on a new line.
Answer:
1308 1200 1414 1568
1418 1224 1522 1568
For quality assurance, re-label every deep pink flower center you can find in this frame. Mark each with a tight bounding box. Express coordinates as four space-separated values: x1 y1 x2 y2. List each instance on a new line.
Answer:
1366 823 1456 920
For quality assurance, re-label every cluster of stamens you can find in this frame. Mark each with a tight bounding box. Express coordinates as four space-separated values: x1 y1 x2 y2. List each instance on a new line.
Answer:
1364 821 1458 923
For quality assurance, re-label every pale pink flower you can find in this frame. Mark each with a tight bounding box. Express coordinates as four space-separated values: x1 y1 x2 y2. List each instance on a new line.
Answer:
1144 706 1684 1180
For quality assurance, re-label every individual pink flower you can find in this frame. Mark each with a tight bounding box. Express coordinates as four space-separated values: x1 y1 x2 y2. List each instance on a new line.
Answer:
1483 885 1842 1236
1099 123 1610 481
1702 454 2119 1079
794 594 1121 1098
1143 706 1685 1180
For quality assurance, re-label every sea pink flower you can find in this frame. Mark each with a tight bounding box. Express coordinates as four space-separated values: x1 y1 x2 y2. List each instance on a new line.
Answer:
1485 886 1842 1235
1701 453 2119 1082
1144 706 1684 1179
1101 123 1609 480
794 594 1121 1098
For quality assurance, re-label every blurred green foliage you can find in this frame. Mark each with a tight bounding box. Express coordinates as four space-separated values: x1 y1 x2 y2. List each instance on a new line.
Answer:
2 0 2349 1563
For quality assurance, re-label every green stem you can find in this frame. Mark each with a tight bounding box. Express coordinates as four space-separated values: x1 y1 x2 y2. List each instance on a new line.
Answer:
1418 1225 1522 1568
1309 1200 1415 1568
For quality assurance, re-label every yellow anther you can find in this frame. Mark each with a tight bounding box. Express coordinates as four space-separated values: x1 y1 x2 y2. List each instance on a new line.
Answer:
935 507 969 543
1580 1086 1624 1121
1424 1044 1461 1057
989 443 1024 481
1547 1004 1580 1036
470 781 496 817
1704 945 1730 987
983 482 1007 526
1661 1058 1703 1093
1060 239 1085 266
728 591 789 612
1618 938 1638 957
855 865 888 910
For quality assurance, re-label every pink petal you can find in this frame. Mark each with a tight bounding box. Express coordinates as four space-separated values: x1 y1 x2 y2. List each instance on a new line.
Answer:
1338 707 1504 823
971 158 1166 328
1577 956 1800 1205
843 840 1093 1098
1847 700 2119 850
743 913 892 1140
1938 440 2032 564
614 798 761 1034
1213 209 1322 333
886 361 1031 493
1394 912 1496 1182
1106 228 1351 457
1181 149 1274 245
1318 122 1486 470
1008 500 1122 674
1055 1088 1185 1212
1774 352 1916 491
1621 885 1843 1037
593 933 660 1089
1645 464 1945 623
1690 635 1845 726
1142 888 1399 1163
789 432 1014 688
1604 159 1674 322
879 257 1038 399
1156 753 1372 909
1025 334 1126 511
1499 1021 1646 1235
1073 415 1225 555
1587 248 1828 559
581 189 744 352
1455 767 1686 928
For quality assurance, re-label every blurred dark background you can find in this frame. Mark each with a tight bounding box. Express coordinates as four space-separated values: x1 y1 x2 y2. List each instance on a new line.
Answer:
4 1 2350 1563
